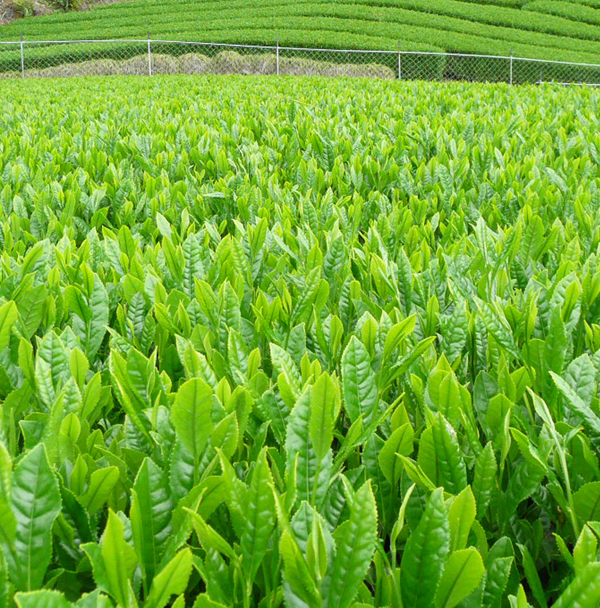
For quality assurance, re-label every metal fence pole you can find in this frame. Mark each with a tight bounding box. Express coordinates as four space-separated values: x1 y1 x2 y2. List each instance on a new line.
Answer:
276 39 280 75
20 36 25 79
398 42 402 80
147 32 152 76
509 48 513 85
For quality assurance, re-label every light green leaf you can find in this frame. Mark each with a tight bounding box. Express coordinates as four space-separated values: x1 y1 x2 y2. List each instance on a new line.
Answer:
483 555 513 607
15 590 72 608
421 414 467 494
291 267 323 326
8 444 61 591
563 355 596 408
131 458 173 590
74 590 113 608
573 482 600 524
477 301 519 359
400 487 450 608
449 486 476 552
17 285 46 340
382 315 416 363
192 595 229 608
342 336 378 425
551 372 600 439
109 350 151 440
435 548 485 608
100 511 137 607
552 562 600 608
472 443 497 517
0 301 18 353
286 386 331 507
0 441 11 504
171 378 214 462
378 423 414 485
509 585 533 608
280 530 321 607
145 548 193 608
440 301 468 364
79 466 119 516
573 525 598 574
322 481 377 608
187 509 236 561
35 331 69 409
156 213 172 240
309 372 339 461
240 449 276 585
71 273 108 359
518 544 547 608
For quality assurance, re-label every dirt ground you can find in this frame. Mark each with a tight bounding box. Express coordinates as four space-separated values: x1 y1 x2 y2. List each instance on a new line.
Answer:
0 0 127 26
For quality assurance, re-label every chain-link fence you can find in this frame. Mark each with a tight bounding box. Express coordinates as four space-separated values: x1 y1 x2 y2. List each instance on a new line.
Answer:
1 38 600 85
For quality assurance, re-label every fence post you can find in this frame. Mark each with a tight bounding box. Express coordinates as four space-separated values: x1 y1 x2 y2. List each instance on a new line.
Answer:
147 32 152 76
276 39 280 75
20 36 25 79
398 42 402 80
509 48 513 85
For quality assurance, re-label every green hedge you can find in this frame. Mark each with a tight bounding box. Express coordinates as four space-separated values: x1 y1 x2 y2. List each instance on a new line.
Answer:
526 0 600 25
315 3 600 58
357 0 600 42
5 9 599 64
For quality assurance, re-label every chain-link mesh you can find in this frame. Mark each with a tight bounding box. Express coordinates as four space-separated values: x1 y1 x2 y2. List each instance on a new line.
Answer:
513 56 600 85
279 47 397 79
0 41 23 78
1 38 600 85
25 40 151 77
150 41 279 76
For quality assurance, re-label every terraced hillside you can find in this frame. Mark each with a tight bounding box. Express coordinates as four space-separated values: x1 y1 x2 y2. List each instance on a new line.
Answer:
1 0 600 63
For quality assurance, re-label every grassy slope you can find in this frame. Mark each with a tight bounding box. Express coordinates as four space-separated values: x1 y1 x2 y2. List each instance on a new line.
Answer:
1 0 600 63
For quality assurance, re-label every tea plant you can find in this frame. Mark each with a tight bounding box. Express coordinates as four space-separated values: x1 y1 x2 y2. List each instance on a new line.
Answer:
0 75 599 607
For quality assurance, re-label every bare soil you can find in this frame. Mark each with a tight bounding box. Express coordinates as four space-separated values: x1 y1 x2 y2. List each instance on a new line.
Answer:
0 0 128 26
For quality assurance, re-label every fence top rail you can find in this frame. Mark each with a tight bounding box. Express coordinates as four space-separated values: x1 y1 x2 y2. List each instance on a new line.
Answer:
512 54 600 69
0 38 278 50
2 38 150 45
400 49 600 69
1 36 600 71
